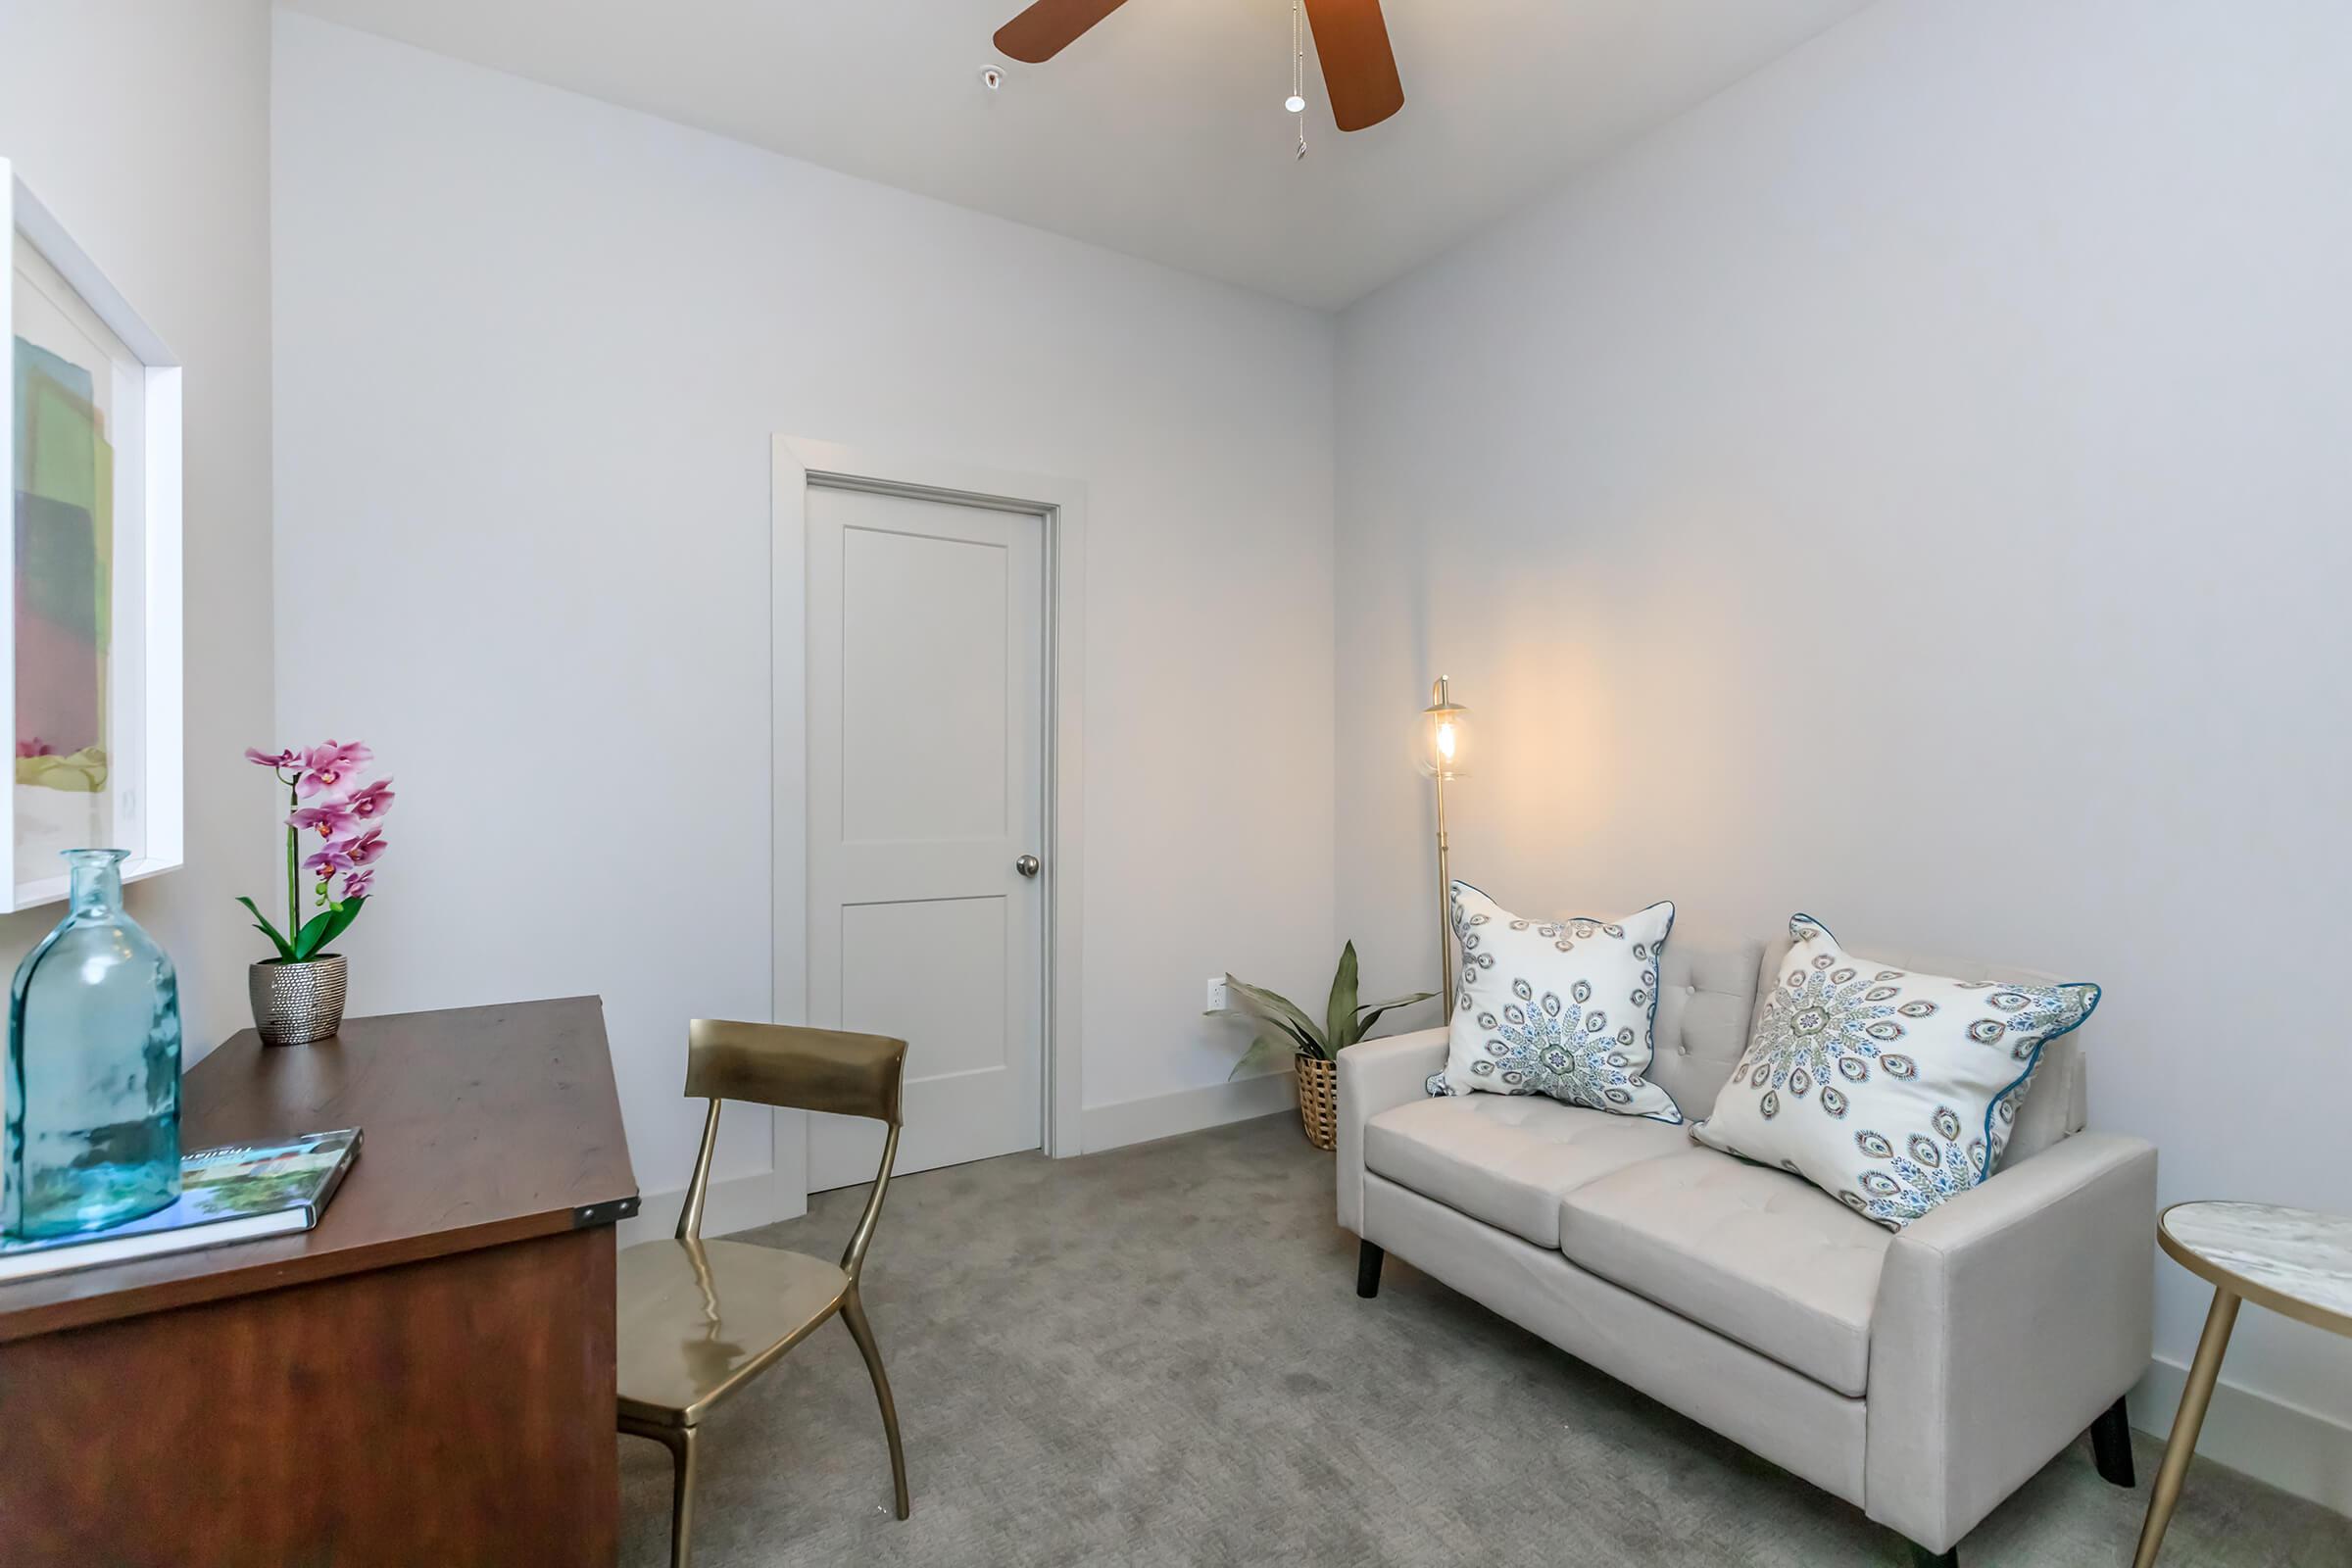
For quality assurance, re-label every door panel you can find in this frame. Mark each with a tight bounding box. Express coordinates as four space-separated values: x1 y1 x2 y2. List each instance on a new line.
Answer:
841 898 1009 1083
841 527 1008 844
807 484 1044 1192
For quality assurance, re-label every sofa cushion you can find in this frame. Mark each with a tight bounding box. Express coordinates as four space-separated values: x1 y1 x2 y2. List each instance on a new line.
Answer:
1558 1148 1893 1396
1363 1094 1689 1250
1648 928 1765 1122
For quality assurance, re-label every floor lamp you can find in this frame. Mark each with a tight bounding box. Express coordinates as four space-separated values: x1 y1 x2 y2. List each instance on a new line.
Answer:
1418 677 1471 1021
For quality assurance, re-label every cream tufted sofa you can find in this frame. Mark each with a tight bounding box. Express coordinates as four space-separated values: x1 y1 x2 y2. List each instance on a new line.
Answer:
1338 926 2156 1566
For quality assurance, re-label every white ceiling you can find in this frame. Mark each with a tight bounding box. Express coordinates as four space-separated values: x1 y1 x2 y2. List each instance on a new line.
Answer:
280 0 1869 309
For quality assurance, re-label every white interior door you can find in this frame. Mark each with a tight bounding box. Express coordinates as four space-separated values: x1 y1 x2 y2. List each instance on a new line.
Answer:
806 483 1046 1192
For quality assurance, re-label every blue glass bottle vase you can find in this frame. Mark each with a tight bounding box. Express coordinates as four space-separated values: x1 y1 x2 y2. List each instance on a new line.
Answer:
4 849 183 1240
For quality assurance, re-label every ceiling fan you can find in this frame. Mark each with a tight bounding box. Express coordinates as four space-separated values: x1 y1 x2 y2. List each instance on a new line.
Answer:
993 0 1405 132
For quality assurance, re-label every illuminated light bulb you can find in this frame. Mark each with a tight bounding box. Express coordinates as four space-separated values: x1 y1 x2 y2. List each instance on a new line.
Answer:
1417 678 1472 779
1285 93 1306 114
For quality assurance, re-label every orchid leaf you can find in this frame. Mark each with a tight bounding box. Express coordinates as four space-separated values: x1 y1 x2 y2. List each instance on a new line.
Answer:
316 894 367 952
236 897 297 962
235 895 286 946
1325 941 1361 1052
292 896 367 961
289 909 336 961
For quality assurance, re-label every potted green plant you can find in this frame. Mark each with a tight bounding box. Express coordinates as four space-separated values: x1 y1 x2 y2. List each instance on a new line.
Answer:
1207 943 1434 1151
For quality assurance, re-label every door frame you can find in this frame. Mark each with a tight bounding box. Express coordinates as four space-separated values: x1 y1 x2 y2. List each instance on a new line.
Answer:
772 436 1087 1207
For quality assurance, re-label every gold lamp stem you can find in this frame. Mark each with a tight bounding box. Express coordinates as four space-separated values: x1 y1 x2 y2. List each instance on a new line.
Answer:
1427 675 1460 1021
1435 762 1453 1020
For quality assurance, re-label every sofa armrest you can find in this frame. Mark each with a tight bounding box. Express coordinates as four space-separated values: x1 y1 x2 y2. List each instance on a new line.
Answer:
1864 1131 2157 1553
1336 1027 1447 1234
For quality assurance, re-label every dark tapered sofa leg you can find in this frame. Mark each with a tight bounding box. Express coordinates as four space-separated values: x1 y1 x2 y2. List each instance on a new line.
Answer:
1906 1543 1958 1568
2090 1394 2135 1488
1355 1239 1385 1298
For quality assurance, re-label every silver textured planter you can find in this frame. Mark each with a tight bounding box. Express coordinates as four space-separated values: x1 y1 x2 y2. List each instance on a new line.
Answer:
249 955 347 1046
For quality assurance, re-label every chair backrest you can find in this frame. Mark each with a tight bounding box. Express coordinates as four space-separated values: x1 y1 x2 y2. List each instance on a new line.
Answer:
674 1020 908 1269
685 1019 906 1124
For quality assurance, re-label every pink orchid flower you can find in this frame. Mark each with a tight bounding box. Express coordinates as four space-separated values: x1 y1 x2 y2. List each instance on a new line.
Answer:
289 801 359 839
296 739 374 799
345 778 395 821
304 841 357 880
244 736 396 960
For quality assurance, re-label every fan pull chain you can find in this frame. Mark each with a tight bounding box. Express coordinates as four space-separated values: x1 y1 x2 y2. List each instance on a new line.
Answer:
1292 0 1307 159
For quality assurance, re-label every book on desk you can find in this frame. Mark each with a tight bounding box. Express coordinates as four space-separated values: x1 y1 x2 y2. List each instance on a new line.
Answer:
0 1127 362 1284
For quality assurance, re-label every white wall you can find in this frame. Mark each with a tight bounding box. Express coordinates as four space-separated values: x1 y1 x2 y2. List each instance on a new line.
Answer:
270 13 1336 1206
1335 0 2352 1505
0 2 277 1057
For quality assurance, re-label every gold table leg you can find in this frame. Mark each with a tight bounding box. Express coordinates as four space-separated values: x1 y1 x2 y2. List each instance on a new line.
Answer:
2132 1286 2241 1568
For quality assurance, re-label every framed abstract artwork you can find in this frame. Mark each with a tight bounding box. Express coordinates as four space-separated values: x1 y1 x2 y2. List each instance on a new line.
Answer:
1 165 181 910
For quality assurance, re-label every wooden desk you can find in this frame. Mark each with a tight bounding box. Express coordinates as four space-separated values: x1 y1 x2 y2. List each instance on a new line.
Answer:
0 997 640 1567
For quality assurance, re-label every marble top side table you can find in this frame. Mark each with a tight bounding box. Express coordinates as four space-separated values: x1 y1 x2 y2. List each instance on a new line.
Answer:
2132 1201 2352 1568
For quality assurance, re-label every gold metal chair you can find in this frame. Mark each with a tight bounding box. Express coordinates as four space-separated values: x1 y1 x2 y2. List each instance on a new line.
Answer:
616 1020 912 1567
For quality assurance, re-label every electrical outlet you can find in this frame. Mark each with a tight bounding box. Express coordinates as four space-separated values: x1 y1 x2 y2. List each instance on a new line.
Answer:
1206 976 1228 1011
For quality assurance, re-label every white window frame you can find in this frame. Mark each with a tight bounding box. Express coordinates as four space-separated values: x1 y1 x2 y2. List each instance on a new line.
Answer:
1 166 183 910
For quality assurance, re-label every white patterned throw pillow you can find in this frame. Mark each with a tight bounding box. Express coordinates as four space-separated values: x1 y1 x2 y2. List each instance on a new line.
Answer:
1690 915 2101 1229
1430 882 1685 1124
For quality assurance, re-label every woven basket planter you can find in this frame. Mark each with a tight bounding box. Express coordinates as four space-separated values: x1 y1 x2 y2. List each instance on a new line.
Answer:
1295 1052 1340 1152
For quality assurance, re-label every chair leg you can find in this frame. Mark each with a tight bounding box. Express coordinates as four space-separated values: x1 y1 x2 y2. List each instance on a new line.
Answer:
621 1421 700 1568
841 1291 911 1520
668 1425 701 1568
1356 1239 1385 1298
2091 1394 2136 1489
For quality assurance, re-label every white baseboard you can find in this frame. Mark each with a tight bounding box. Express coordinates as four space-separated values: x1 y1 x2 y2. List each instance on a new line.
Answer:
620 1076 1298 1244
1081 1068 1298 1153
2132 1355 2352 1514
616 1168 803 1248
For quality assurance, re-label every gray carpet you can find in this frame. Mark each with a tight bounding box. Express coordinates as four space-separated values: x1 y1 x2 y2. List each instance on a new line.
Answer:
619 1114 2350 1567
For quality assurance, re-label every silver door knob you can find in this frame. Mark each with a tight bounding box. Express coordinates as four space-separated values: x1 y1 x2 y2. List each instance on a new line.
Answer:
1015 855 1041 878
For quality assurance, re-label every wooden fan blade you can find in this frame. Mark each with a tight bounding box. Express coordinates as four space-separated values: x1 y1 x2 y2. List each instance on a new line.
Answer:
1302 0 1404 131
994 0 1135 64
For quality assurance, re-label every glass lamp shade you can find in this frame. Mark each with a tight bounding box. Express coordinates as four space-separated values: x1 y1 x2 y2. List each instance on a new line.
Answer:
1417 679 1472 780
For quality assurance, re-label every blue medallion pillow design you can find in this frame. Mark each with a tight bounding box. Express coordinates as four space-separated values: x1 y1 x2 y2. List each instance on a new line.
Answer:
1690 915 2101 1229
1428 883 1684 1125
